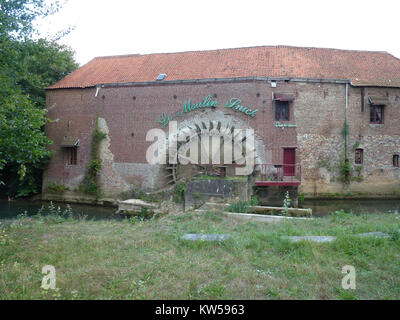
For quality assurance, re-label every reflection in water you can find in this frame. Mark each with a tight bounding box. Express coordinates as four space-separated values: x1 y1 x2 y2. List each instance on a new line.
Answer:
302 199 400 216
1 199 400 220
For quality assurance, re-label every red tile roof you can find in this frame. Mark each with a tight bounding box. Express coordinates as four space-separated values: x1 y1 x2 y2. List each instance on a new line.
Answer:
47 45 400 89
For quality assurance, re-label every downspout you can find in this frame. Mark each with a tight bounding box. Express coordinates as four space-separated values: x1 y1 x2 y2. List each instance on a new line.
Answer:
345 83 349 159
343 82 350 182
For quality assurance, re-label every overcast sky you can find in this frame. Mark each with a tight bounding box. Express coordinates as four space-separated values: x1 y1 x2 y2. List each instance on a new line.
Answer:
35 0 400 66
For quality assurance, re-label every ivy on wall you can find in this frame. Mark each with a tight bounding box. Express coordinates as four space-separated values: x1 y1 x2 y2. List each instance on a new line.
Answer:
82 118 106 198
341 120 351 183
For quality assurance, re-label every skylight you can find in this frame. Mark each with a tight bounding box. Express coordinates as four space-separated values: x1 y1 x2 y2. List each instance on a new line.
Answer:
156 73 167 81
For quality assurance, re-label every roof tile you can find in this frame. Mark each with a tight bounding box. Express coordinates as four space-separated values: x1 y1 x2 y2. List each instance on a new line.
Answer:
47 45 400 89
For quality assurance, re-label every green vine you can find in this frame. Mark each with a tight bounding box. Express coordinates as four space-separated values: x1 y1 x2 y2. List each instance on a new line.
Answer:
83 118 106 198
352 141 360 151
341 121 351 183
339 158 351 183
173 181 187 203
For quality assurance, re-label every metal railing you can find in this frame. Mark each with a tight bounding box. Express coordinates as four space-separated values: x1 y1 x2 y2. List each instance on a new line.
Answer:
258 164 301 183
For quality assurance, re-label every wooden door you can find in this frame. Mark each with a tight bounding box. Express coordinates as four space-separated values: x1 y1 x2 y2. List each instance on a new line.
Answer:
283 148 296 176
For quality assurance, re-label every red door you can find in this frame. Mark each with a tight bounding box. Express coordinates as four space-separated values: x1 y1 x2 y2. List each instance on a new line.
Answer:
283 148 296 176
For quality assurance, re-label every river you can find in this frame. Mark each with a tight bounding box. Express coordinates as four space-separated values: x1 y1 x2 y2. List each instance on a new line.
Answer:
1 198 399 220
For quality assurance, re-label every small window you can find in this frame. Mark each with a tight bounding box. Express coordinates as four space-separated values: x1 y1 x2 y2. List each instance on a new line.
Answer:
156 73 167 81
67 147 77 165
275 101 290 121
370 105 384 124
355 148 363 164
393 154 399 167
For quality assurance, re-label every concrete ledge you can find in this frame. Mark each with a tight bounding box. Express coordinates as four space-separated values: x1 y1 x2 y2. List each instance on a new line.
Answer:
118 199 158 211
41 193 118 207
200 202 312 217
194 209 312 223
222 211 312 223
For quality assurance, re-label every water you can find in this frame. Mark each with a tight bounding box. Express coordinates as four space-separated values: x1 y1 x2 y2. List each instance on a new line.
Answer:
302 199 400 216
0 200 116 220
1 198 399 220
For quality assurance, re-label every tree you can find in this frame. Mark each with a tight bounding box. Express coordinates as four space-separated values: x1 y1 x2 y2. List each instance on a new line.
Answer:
0 0 78 197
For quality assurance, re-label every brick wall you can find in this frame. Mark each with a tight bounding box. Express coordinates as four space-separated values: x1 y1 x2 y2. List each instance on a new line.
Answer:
42 80 400 198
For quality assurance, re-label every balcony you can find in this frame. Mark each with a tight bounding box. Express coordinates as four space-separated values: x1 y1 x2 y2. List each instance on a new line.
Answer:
255 164 301 187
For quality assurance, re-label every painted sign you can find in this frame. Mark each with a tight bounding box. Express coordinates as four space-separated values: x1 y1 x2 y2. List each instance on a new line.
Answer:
158 95 258 127
274 121 297 129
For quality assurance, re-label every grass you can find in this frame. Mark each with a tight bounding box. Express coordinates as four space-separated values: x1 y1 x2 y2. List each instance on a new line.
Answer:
0 208 400 300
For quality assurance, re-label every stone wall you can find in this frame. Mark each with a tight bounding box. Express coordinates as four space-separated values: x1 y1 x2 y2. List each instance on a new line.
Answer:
295 83 400 196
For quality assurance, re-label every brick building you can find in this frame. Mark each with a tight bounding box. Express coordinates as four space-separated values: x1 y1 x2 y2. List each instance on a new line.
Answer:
43 45 400 202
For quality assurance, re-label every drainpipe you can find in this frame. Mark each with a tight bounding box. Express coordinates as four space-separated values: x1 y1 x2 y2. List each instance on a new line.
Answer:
345 83 349 159
343 82 350 183
95 85 101 97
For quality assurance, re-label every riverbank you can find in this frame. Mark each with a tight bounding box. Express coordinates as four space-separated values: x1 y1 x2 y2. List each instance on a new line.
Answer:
1 209 399 299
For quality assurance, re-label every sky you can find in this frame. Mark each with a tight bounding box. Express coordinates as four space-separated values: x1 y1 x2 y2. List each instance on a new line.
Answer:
35 0 400 66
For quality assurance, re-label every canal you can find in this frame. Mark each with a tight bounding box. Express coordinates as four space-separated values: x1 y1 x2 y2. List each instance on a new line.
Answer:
1 198 400 220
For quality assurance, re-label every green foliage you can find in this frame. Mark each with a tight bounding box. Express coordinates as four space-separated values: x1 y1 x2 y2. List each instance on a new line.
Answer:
229 200 249 213
342 121 349 139
339 158 351 183
0 0 78 196
281 191 292 216
352 141 360 151
298 193 305 205
83 118 106 198
173 182 187 203
88 160 102 176
250 194 259 206
140 207 148 220
0 0 60 40
83 176 99 198
19 201 75 224
317 159 331 171
47 183 69 194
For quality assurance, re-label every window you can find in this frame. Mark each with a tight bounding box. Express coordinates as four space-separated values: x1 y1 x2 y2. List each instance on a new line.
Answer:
275 101 290 121
67 147 77 165
355 149 363 165
393 154 399 167
370 105 384 124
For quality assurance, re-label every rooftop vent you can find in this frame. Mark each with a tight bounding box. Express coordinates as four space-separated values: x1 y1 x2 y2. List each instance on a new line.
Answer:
156 73 167 81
